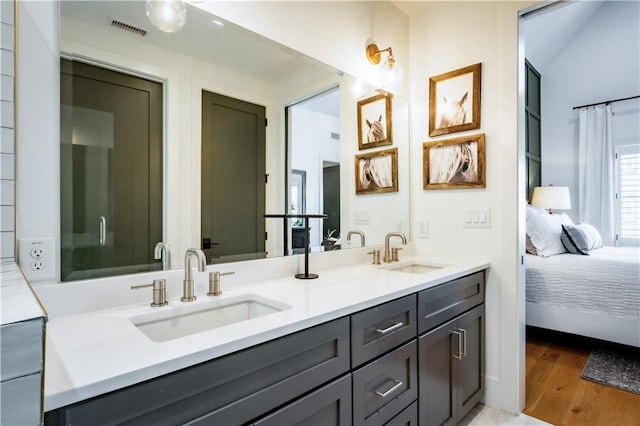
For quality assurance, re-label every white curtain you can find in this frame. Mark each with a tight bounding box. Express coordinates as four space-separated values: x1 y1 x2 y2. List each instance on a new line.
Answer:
578 104 615 245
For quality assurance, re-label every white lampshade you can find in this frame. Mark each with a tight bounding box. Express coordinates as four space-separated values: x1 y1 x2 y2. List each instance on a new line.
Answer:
530 186 571 210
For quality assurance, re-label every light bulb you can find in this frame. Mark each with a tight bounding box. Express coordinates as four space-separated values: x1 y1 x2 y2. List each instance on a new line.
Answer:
146 0 187 33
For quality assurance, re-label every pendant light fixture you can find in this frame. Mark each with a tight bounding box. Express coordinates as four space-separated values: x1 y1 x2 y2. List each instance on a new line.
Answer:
145 0 187 33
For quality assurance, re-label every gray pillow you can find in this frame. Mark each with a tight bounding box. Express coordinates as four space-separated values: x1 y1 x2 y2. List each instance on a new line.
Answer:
560 223 603 255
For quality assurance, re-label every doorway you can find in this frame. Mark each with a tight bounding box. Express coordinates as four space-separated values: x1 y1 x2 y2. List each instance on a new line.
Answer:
201 90 266 264
287 87 341 251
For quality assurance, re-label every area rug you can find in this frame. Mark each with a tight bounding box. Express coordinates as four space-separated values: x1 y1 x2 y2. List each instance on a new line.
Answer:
580 345 640 394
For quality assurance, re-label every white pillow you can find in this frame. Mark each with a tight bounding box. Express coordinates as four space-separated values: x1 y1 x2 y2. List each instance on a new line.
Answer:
526 205 574 257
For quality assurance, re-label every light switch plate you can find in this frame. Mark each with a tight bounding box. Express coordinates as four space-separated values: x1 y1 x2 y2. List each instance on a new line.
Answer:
463 209 491 228
417 220 428 238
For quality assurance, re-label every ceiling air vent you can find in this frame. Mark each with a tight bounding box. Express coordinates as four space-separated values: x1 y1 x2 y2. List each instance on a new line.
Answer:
331 132 340 140
110 19 147 37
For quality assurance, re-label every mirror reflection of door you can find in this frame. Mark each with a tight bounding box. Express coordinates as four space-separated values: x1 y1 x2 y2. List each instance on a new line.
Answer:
287 86 340 250
322 162 340 250
60 59 163 281
201 91 266 264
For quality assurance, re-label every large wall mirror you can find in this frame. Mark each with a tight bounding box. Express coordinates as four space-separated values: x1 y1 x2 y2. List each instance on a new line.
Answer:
59 1 410 278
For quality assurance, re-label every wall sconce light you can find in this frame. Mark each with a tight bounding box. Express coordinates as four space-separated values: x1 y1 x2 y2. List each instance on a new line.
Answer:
146 0 187 33
366 43 395 70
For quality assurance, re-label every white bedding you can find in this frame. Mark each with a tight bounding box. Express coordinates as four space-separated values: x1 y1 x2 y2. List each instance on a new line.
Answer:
526 246 640 320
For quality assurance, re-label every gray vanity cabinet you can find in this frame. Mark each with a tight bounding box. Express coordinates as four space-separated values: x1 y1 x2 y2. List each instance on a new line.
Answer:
45 318 350 426
44 270 486 426
417 272 485 426
0 317 46 426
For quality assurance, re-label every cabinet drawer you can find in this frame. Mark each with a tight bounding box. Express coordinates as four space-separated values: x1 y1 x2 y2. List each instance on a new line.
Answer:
0 372 42 426
253 374 352 426
48 317 350 426
351 294 417 367
353 340 418 426
418 271 484 334
385 400 418 426
0 318 44 381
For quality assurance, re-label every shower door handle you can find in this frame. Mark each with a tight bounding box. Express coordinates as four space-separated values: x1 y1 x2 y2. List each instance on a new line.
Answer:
99 216 107 247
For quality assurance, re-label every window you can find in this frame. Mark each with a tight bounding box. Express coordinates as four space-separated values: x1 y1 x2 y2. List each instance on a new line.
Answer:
614 144 640 246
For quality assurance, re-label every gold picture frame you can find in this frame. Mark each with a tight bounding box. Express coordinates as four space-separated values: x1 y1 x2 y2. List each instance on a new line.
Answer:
357 93 393 150
428 63 481 137
355 147 398 194
423 134 486 190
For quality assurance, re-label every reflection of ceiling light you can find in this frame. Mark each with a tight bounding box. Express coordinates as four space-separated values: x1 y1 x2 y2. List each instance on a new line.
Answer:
366 42 395 70
145 0 187 33
210 19 224 27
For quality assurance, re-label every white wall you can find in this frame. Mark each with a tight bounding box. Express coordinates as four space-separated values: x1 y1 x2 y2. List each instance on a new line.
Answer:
408 1 532 413
539 0 640 220
16 1 60 277
17 0 531 414
198 1 410 98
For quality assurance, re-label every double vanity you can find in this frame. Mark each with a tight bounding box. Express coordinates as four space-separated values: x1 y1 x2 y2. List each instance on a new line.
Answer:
35 250 488 425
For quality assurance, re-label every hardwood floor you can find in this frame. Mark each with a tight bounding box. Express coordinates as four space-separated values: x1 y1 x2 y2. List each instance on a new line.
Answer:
524 327 640 426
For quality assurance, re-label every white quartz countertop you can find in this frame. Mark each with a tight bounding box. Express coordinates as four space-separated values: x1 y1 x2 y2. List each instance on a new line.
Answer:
0 261 46 325
42 256 489 411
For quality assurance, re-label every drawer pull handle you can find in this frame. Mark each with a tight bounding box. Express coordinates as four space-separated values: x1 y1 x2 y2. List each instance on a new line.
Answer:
376 322 404 335
452 330 463 360
375 380 403 397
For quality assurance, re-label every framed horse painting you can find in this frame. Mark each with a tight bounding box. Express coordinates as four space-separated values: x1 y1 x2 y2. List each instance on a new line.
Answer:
357 92 393 150
428 63 481 137
423 133 486 190
355 147 398 195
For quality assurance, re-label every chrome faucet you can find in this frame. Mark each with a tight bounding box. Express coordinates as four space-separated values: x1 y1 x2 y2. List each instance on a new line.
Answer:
154 242 171 271
182 248 206 302
384 232 407 263
346 230 366 247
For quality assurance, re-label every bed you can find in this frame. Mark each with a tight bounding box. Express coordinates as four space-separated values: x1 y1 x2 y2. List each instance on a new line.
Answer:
526 247 640 347
525 205 640 347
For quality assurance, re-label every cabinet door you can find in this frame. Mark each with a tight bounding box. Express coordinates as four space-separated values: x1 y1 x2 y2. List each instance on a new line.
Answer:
418 318 458 426
456 305 484 421
253 374 351 426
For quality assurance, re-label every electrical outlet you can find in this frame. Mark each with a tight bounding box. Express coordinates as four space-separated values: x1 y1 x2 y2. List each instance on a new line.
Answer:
19 238 56 281
31 260 46 271
30 248 44 258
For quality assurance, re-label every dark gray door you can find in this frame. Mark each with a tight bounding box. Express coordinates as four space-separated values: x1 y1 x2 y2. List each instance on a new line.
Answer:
456 305 485 421
418 318 458 426
201 91 266 263
322 163 340 239
525 59 542 200
60 59 163 281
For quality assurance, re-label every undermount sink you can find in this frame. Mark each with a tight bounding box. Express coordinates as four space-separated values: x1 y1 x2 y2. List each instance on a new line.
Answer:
382 262 446 274
129 294 291 342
